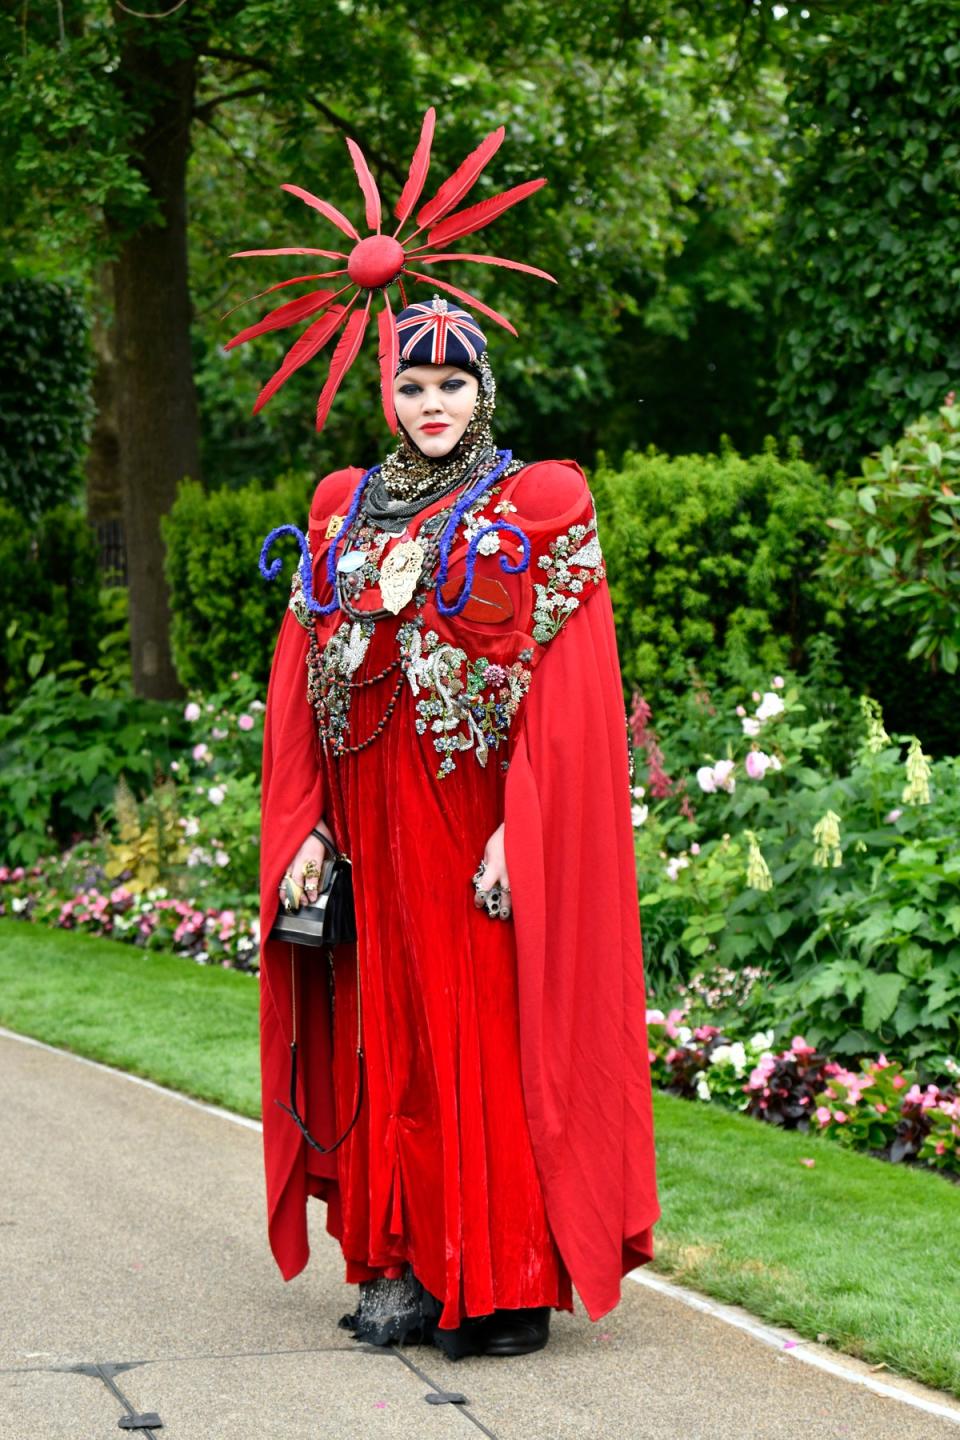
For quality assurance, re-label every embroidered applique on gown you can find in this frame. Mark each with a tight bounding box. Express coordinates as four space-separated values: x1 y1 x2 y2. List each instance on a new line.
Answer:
258 459 660 1331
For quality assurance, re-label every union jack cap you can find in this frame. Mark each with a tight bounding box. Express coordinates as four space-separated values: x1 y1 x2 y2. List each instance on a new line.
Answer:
395 297 487 368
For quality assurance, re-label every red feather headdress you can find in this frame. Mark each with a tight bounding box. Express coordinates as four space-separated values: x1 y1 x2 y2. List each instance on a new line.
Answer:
226 108 555 434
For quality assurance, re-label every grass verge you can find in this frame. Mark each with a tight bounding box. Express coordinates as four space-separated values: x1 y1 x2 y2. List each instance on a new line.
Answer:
2 918 959 1396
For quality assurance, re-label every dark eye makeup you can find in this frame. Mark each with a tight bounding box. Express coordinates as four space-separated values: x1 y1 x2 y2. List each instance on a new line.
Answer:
397 378 468 397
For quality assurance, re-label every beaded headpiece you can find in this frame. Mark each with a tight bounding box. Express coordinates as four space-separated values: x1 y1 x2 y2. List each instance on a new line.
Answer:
226 107 554 434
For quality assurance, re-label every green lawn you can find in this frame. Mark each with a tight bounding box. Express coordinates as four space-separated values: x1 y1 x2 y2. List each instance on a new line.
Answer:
2 918 959 1396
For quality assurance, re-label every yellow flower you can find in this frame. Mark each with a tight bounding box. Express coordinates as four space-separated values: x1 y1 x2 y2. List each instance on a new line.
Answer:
745 830 773 891
859 696 890 754
902 736 931 805
812 810 842 868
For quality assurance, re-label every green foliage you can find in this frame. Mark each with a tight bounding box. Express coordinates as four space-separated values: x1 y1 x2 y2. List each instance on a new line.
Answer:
0 674 186 863
633 674 960 1067
823 395 960 676
0 281 93 516
773 0 960 469
163 472 312 691
593 438 840 694
0 500 104 703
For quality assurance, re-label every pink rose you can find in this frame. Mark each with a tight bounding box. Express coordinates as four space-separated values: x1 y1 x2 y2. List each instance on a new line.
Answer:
237 713 255 731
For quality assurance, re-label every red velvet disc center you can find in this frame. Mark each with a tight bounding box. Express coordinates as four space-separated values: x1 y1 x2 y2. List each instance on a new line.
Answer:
347 235 405 289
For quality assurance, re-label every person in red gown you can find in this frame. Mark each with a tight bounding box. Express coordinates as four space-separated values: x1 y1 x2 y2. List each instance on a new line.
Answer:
257 296 660 1358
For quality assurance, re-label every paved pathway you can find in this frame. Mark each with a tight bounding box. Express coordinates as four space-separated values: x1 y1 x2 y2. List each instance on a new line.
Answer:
2 1029 959 1440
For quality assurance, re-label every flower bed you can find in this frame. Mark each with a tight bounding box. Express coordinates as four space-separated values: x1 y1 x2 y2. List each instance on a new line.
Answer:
0 859 260 973
647 998 960 1180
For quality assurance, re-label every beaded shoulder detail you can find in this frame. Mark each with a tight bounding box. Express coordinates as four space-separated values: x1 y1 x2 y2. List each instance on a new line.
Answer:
531 499 606 643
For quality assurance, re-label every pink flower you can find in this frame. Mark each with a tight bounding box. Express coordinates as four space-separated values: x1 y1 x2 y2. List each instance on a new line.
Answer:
184 701 201 722
694 1024 720 1041
664 1008 686 1039
834 1110 848 1123
713 759 736 793
745 750 774 780
891 1075 907 1090
773 676 785 689
935 1141 946 1156
815 1106 832 1126
696 765 717 793
791 1036 816 1057
237 713 255 731
752 690 761 702
690 842 701 855
875 1054 890 1068
875 1102 888 1114
192 743 211 763
884 809 902 824
799 1157 815 1167
741 716 761 738
735 705 746 718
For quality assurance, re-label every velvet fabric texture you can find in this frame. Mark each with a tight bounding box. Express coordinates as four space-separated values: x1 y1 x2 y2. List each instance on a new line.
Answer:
258 459 660 1330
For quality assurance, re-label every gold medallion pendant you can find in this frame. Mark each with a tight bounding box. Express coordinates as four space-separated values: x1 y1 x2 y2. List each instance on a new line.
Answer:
378 539 426 614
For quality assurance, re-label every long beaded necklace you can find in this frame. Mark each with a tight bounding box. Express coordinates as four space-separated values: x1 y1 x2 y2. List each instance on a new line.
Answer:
312 454 515 758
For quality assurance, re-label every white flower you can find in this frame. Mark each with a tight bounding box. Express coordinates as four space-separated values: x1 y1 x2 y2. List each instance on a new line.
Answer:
665 855 690 881
749 1030 775 1052
11 896 26 914
696 765 717 794
772 675 785 689
695 1075 712 1101
646 1008 666 1024
182 817 200 838
184 701 201 722
631 803 649 828
709 1043 747 1075
741 716 761 738
476 531 501 556
713 759 736 793
215 850 230 868
755 692 785 721
745 749 775 780
632 785 646 799
208 785 226 806
677 1025 693 1045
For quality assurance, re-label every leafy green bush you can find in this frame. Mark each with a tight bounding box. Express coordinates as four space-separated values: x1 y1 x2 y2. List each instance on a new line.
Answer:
593 437 841 695
0 673 186 863
632 674 960 1067
0 500 105 703
163 472 314 691
773 0 960 471
0 280 93 518
823 394 960 674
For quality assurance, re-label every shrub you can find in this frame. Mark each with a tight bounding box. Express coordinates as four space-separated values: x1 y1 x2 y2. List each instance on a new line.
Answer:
0 280 93 517
592 437 841 695
633 673 960 1067
0 673 185 862
822 394 960 675
0 500 104 703
163 472 315 691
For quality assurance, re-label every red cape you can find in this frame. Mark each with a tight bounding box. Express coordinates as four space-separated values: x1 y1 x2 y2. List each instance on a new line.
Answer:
258 462 660 1320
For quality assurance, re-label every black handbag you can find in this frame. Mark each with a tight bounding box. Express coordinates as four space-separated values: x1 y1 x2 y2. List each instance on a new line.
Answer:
271 830 363 1153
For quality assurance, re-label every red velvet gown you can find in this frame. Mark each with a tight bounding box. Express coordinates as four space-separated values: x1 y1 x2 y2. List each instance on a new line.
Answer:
258 458 660 1331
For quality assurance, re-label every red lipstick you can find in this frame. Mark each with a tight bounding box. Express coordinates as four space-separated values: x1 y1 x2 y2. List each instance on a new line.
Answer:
420 423 449 434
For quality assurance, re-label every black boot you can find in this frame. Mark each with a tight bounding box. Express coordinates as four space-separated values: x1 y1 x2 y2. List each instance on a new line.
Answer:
478 1305 551 1356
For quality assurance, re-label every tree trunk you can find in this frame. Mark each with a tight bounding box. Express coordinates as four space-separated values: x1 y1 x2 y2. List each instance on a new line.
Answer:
109 33 201 699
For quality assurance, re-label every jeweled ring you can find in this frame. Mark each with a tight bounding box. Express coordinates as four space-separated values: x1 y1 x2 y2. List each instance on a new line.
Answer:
279 873 302 913
302 858 321 903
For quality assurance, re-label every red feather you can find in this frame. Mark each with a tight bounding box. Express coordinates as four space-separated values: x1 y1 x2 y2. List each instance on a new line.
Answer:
404 270 517 337
252 301 351 415
377 293 399 434
345 137 382 233
220 272 348 323
315 299 372 432
230 247 347 260
225 289 344 350
281 184 360 241
394 107 436 228
415 126 505 231
410 251 557 283
427 179 546 247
